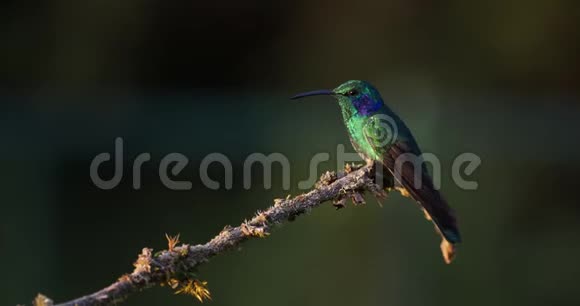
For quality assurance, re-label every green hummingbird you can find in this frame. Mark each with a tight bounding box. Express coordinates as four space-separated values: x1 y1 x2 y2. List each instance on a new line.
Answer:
292 80 461 263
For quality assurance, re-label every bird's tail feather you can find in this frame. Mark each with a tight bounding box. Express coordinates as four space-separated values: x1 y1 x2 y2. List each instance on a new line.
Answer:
387 158 462 263
401 175 461 244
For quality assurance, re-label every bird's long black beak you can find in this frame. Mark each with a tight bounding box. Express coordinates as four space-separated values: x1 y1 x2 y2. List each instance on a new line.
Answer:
290 89 335 100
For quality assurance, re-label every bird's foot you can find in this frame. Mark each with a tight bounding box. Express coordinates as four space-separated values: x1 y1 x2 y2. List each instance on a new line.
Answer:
344 162 363 174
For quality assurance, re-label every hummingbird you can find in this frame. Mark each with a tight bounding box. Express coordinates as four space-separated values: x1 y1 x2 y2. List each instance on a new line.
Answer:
291 80 461 263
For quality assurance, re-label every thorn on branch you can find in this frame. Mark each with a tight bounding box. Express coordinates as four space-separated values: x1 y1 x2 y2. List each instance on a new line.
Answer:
316 171 337 188
175 280 212 302
241 222 269 238
333 197 347 210
254 211 268 224
273 198 284 207
350 192 366 205
134 248 153 274
33 294 54 306
166 233 181 252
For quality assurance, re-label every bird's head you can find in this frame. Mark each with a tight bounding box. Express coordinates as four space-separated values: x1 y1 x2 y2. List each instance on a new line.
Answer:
291 80 384 116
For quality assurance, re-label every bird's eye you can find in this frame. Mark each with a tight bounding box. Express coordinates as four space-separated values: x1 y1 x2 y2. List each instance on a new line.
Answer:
345 89 359 96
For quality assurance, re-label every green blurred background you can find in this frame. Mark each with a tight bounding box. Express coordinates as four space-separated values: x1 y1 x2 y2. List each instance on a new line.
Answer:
2 1 580 305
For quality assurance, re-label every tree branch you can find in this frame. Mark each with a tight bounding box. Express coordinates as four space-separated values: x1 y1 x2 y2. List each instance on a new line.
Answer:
32 164 384 306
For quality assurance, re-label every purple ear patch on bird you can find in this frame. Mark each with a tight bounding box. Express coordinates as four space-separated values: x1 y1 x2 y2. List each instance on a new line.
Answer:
353 94 382 115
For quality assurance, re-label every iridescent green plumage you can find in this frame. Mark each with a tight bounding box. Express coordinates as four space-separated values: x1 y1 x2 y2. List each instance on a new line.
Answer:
292 80 461 263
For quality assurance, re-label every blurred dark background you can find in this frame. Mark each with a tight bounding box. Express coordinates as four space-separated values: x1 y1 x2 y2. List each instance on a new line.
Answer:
2 1 580 305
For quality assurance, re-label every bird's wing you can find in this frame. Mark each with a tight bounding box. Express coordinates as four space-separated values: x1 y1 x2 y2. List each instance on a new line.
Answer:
362 119 461 247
